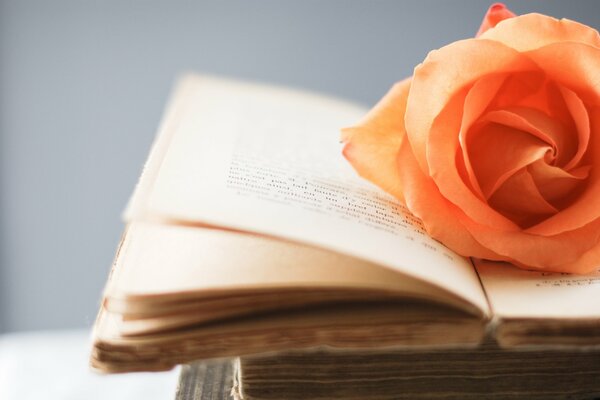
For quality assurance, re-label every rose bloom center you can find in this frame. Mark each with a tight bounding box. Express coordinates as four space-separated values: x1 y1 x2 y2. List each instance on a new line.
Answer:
458 71 591 229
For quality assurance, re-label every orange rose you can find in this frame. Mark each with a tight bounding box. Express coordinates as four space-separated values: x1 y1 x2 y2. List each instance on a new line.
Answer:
342 4 600 274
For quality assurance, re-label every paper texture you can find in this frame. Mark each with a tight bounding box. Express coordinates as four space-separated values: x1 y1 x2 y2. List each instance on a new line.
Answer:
125 74 489 315
104 223 483 322
476 259 600 319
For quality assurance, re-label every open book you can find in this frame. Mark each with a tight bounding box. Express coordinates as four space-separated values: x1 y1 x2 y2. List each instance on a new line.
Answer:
91 74 600 373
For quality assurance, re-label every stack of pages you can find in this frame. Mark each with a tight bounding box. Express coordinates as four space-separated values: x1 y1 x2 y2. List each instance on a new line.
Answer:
91 75 599 397
234 345 600 399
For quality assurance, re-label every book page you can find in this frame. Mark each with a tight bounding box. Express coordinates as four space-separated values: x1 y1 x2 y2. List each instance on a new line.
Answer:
105 222 483 318
126 74 489 315
475 259 600 319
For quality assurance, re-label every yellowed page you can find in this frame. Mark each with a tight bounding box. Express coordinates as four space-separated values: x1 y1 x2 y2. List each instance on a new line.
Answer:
475 259 600 319
125 74 489 315
105 222 483 316
92 302 485 373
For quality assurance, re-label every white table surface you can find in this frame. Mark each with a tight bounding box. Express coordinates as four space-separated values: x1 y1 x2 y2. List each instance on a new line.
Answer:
0 329 180 400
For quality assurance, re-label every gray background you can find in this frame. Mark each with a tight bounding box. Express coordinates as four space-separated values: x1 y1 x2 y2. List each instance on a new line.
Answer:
1 0 598 333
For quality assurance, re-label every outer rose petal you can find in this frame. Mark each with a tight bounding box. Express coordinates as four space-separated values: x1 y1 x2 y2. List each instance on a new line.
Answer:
341 79 410 201
480 13 600 51
476 3 516 37
397 135 499 261
462 215 600 271
406 38 537 174
525 41 600 107
549 240 600 274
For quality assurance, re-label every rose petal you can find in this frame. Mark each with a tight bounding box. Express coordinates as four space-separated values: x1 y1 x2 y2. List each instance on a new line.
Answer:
476 3 516 37
459 205 600 270
490 107 576 164
528 160 590 208
488 73 580 140
400 128 600 270
456 108 600 266
522 44 600 235
458 73 508 198
466 118 550 199
406 38 537 174
543 81 579 131
341 79 411 201
545 239 600 274
397 136 499 260
426 90 521 231
488 70 546 111
406 39 538 230
559 85 591 170
525 42 600 105
480 13 600 51
487 167 558 228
